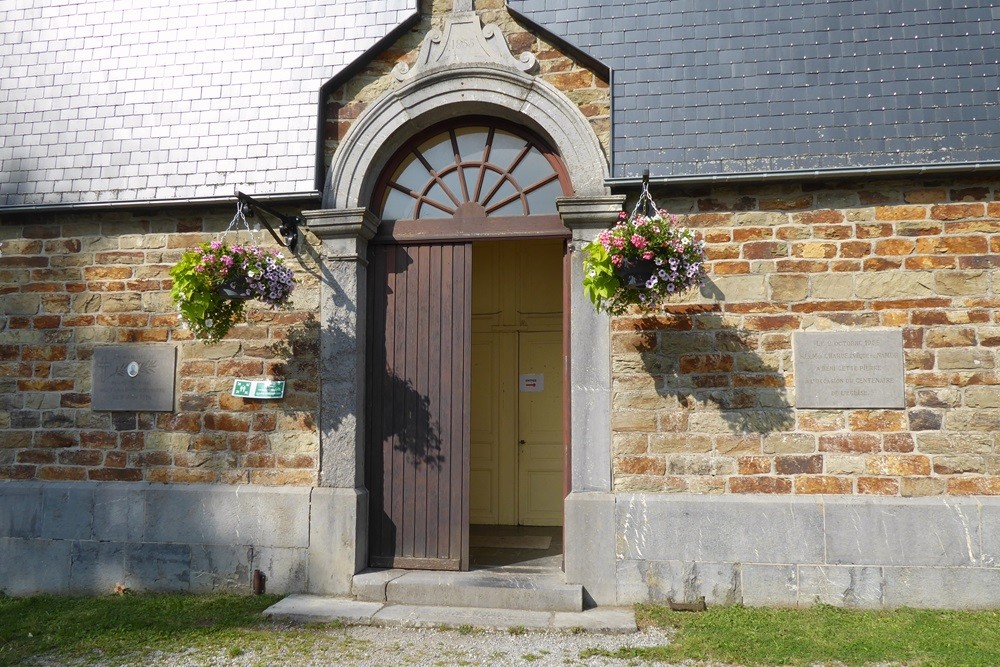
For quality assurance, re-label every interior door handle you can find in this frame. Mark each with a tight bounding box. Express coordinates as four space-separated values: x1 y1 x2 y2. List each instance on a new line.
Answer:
518 440 526 446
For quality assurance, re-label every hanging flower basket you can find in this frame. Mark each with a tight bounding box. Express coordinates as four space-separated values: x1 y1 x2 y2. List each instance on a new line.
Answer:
582 186 707 315
170 239 295 343
614 257 658 288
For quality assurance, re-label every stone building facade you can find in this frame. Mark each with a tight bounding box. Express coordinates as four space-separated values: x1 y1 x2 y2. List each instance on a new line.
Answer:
613 178 1000 498
3 0 1000 608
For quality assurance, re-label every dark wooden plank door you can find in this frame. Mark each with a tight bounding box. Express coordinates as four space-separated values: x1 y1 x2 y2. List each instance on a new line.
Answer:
366 242 471 571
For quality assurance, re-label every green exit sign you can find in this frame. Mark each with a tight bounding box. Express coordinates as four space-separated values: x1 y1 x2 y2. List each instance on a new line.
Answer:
232 379 285 399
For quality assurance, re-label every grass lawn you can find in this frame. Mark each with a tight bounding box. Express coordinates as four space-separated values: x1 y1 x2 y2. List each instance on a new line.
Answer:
583 603 1000 667
5 595 1000 666
0 593 360 666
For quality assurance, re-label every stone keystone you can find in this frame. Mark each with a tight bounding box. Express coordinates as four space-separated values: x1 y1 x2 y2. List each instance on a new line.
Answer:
393 6 536 81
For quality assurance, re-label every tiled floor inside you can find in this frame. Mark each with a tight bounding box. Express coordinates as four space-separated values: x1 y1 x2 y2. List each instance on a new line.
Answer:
469 524 562 572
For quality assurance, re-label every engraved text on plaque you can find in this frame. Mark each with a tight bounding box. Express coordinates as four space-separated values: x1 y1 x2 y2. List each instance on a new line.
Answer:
793 331 904 409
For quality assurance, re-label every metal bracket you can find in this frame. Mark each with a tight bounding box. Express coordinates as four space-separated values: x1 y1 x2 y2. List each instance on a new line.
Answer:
236 191 300 252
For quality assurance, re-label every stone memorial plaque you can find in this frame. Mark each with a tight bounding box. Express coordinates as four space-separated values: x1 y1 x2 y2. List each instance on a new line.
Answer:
92 346 177 412
793 330 904 409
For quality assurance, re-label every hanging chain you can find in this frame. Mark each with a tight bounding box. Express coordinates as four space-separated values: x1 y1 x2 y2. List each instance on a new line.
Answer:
223 200 259 244
631 177 659 219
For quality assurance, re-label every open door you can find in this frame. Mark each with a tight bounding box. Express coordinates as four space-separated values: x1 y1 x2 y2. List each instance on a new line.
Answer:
366 118 573 571
366 242 472 571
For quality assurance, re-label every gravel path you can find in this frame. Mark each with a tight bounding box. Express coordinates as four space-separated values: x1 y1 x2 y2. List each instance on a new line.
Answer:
62 623 711 667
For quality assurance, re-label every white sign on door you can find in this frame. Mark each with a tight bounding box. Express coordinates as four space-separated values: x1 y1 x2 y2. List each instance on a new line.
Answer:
519 374 544 392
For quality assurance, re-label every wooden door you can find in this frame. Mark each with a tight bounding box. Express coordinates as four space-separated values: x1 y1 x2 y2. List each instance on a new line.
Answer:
366 242 472 570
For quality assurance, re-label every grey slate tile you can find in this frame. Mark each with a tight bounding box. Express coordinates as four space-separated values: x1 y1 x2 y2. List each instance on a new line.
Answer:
510 0 1000 179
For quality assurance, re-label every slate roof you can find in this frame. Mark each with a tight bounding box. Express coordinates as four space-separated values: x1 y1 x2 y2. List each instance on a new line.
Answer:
509 0 1000 181
0 0 415 209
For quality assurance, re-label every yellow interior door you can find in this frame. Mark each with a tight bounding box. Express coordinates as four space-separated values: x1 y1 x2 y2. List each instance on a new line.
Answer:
469 239 563 526
517 330 564 526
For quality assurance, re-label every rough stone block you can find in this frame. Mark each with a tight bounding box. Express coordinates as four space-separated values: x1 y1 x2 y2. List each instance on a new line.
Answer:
189 544 254 593
855 271 936 299
143 484 311 548
307 487 366 596
768 274 809 301
882 566 1000 609
762 433 816 454
740 564 798 606
936 349 995 370
125 543 191 592
971 501 1000 563
92 484 146 543
824 498 980 566
616 559 741 606
707 275 768 303
615 494 825 564
965 387 1000 409
797 565 884 607
0 538 72 595
0 483 43 538
943 409 1000 431
935 270 988 295
809 274 855 300
251 547 309 595
40 483 94 540
68 541 126 594
565 492 617 606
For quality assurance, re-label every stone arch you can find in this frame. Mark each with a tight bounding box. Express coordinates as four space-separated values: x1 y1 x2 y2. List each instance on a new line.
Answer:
322 63 609 210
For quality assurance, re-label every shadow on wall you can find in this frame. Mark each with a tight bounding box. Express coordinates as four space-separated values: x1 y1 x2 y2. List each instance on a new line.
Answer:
632 279 794 436
270 298 444 470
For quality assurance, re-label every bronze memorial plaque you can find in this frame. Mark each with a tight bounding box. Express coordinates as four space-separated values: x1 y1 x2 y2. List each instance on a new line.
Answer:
792 330 905 409
91 346 177 412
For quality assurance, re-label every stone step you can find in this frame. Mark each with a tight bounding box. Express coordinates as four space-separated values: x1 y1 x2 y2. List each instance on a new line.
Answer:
353 568 584 612
264 595 636 634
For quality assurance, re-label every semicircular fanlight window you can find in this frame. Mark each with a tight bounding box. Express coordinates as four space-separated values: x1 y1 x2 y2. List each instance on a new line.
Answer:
376 122 567 222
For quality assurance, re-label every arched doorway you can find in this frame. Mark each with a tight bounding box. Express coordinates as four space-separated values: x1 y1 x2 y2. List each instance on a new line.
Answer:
364 118 572 570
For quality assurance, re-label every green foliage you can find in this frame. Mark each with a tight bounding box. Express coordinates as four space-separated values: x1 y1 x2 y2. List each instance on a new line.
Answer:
581 240 621 313
581 205 707 315
170 248 247 343
169 240 295 343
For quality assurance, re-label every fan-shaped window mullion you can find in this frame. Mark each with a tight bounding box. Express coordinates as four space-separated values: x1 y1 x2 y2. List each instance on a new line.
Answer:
449 130 471 203
485 172 559 215
373 118 571 222
482 144 531 208
417 179 457 216
414 151 463 208
473 126 496 203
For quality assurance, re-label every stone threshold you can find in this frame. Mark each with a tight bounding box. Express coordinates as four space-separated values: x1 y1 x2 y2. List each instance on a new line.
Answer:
352 567 584 612
263 594 637 634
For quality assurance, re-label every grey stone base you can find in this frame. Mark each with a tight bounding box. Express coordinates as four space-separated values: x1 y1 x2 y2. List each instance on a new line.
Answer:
566 491 1000 609
0 481 364 596
264 594 637 633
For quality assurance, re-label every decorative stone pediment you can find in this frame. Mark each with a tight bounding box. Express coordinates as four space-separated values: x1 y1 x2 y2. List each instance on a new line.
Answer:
393 10 537 81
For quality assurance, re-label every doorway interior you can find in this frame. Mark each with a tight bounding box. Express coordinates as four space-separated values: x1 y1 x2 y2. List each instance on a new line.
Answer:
470 239 565 571
364 118 571 572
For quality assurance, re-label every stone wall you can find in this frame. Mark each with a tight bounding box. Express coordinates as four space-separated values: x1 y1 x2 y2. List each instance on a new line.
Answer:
611 175 1000 497
323 0 611 176
0 207 322 486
